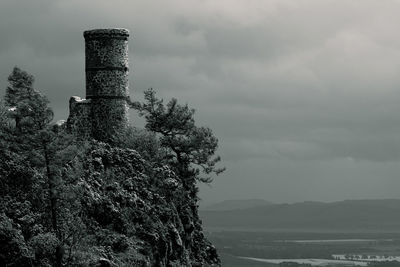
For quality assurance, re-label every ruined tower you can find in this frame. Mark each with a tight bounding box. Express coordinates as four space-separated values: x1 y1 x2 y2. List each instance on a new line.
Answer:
68 28 130 141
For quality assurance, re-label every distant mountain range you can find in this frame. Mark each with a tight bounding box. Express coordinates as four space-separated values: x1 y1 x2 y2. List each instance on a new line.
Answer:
200 199 400 231
202 199 273 211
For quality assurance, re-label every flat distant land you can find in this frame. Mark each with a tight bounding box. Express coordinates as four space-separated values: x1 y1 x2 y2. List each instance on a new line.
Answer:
206 230 400 266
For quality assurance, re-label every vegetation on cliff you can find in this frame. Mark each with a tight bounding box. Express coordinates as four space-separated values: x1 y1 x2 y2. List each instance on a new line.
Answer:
0 67 223 266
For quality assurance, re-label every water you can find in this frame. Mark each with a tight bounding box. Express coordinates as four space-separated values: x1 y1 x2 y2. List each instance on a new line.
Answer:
275 238 394 243
239 257 369 266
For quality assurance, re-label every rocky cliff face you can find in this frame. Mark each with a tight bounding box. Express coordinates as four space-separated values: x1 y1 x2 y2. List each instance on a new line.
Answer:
72 141 220 266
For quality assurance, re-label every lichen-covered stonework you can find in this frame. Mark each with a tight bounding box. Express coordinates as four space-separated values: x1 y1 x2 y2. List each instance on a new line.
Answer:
67 28 130 142
67 96 92 138
91 98 128 141
85 39 129 70
86 70 128 97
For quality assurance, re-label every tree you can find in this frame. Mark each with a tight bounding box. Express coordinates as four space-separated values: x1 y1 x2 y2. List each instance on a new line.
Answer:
132 88 225 187
131 89 224 263
5 67 53 133
2 67 71 267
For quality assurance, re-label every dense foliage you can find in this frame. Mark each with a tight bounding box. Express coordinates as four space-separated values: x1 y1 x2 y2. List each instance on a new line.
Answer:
0 67 222 266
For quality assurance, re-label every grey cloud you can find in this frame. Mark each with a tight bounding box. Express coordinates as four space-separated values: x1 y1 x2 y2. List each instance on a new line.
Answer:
2 0 400 203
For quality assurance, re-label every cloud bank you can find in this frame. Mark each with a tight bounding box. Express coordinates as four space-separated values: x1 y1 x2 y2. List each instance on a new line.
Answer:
1 0 400 203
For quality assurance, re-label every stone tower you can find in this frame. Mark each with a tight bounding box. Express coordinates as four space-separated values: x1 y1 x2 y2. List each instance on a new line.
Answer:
68 28 130 141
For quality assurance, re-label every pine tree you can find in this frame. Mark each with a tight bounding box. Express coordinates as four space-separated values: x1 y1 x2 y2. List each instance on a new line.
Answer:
132 88 225 186
2 67 67 267
5 66 53 133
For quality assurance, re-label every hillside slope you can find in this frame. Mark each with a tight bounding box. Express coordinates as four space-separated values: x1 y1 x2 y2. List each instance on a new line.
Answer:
202 199 273 211
200 199 400 231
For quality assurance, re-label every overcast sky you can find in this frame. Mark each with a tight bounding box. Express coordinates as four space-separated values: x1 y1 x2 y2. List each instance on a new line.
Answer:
2 0 400 205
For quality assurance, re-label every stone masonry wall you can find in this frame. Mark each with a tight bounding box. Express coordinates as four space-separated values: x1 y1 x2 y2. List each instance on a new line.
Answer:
67 96 92 138
67 28 130 142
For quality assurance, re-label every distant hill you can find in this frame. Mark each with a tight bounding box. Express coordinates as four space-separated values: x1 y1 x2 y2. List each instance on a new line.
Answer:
202 199 273 211
200 199 400 231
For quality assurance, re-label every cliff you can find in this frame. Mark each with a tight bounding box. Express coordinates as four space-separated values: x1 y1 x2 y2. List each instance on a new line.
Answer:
0 133 220 266
66 141 220 266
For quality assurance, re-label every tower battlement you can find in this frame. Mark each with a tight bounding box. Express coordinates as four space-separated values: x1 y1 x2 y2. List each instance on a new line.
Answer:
83 28 129 40
67 28 131 141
